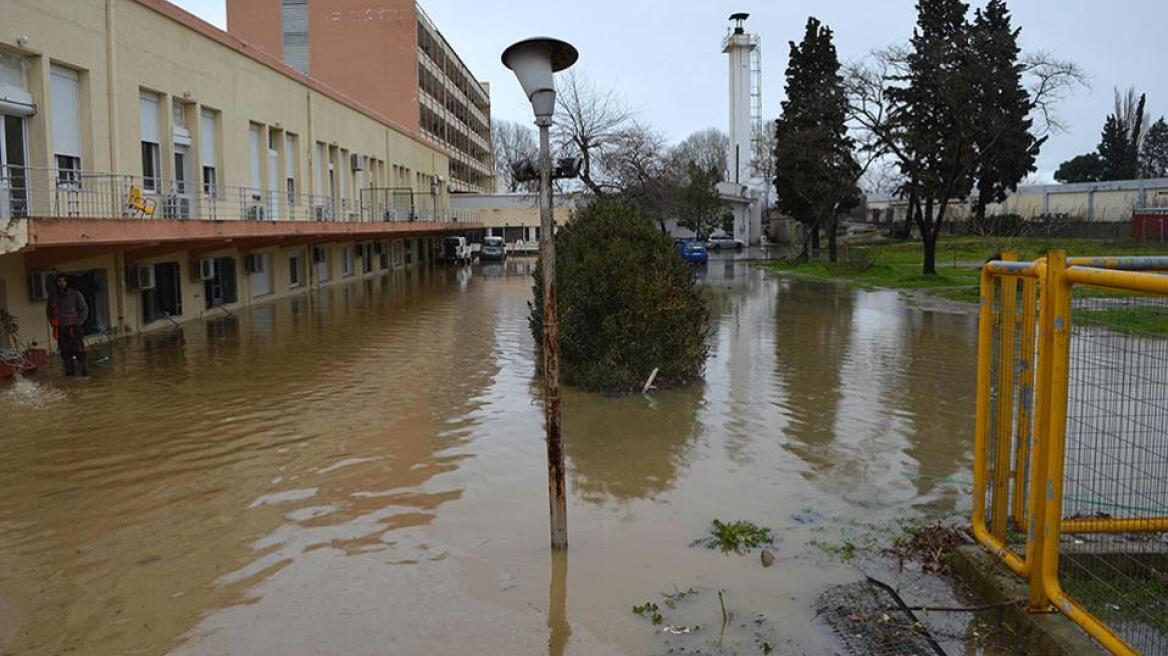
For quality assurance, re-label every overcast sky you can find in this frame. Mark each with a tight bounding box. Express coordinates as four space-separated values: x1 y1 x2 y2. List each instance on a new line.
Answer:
175 0 1166 183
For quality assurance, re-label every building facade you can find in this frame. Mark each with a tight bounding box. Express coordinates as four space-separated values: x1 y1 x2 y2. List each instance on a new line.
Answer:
866 178 1168 226
226 0 493 193
0 0 481 354
450 192 578 251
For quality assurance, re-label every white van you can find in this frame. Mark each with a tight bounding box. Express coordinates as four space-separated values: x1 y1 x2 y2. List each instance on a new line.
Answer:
441 236 473 264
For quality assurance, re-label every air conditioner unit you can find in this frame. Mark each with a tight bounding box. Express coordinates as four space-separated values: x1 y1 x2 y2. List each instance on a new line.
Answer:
27 271 55 301
312 245 327 264
198 258 216 281
127 264 156 291
350 153 367 171
245 204 267 221
313 204 332 221
162 194 192 219
244 253 264 274
430 174 442 196
382 208 400 222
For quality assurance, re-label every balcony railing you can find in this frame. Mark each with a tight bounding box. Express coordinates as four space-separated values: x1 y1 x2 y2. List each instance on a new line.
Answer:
0 166 480 224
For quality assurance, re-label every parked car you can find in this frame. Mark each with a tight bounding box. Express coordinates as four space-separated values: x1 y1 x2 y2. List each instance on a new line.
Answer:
441 236 473 264
706 232 745 251
480 236 507 261
676 238 709 265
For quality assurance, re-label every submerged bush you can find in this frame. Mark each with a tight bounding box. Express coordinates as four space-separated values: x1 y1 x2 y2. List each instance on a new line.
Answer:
530 196 711 394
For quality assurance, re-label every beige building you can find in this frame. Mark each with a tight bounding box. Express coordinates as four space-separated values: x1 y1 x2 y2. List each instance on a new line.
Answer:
227 0 493 193
0 0 481 356
866 178 1168 226
450 192 579 252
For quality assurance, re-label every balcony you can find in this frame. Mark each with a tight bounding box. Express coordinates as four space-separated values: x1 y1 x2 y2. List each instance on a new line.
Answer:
0 166 481 224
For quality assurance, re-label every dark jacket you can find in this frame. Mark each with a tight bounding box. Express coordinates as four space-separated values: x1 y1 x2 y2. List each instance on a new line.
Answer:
47 288 90 328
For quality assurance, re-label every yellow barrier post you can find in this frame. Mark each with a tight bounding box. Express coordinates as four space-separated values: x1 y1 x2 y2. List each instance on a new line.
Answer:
1036 251 1138 655
991 252 1018 541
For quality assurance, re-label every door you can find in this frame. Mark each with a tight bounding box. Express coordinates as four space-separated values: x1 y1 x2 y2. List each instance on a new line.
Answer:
1 114 28 218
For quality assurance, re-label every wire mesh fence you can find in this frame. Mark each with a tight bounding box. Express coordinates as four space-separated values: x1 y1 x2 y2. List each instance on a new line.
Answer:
1060 289 1168 655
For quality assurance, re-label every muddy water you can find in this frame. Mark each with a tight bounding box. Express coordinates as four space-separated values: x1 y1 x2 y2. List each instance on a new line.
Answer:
0 258 986 655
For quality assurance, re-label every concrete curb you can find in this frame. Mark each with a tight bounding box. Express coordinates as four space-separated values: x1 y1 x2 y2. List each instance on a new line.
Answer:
949 545 1106 655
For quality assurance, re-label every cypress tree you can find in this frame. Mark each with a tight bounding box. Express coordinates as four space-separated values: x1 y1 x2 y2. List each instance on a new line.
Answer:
970 0 1040 224
887 0 976 275
774 17 857 262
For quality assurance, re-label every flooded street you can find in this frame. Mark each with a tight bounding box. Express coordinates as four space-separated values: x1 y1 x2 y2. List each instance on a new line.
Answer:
0 257 986 655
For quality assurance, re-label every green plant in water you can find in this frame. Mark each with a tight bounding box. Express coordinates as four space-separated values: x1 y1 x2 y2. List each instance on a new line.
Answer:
632 601 663 625
699 519 774 554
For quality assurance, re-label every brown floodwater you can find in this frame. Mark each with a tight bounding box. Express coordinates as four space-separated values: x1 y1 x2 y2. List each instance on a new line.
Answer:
0 256 1000 655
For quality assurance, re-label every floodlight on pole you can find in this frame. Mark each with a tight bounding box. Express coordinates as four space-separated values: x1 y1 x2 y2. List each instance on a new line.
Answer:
502 36 578 552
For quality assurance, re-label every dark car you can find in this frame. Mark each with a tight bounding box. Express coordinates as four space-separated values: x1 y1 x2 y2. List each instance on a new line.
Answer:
480 236 507 261
676 239 708 265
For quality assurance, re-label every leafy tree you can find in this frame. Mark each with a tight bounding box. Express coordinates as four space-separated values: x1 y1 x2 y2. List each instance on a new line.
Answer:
887 0 977 275
677 163 725 238
969 0 1041 224
1140 117 1168 178
1054 153 1105 183
1098 88 1147 180
775 17 858 262
529 197 710 394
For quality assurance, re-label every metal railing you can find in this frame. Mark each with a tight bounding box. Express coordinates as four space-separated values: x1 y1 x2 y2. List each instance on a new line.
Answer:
0 166 480 224
972 251 1168 656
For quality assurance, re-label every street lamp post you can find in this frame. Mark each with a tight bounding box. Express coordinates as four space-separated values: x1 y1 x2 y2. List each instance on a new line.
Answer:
502 37 578 551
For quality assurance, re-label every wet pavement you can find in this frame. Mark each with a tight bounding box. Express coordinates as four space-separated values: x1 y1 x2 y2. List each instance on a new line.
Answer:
0 255 1000 655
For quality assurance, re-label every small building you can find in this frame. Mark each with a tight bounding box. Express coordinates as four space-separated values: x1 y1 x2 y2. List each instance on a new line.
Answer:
449 192 579 252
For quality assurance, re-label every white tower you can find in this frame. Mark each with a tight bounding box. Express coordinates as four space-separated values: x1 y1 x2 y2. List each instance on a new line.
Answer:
723 12 761 185
721 12 764 245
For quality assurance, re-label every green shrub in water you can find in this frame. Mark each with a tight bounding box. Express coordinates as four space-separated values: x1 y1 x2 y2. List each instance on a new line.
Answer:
529 196 711 394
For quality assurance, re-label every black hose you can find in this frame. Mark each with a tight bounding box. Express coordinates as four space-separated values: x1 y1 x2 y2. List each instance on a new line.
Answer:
864 575 948 656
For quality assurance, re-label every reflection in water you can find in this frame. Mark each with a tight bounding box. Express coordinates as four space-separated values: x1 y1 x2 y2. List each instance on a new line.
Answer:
548 550 570 656
564 385 702 503
0 259 992 655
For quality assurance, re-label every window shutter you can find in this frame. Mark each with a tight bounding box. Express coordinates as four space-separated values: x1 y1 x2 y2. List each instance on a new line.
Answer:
139 92 160 143
50 66 82 157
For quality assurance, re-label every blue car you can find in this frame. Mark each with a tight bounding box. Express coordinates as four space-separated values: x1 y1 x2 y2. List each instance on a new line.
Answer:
676 239 708 265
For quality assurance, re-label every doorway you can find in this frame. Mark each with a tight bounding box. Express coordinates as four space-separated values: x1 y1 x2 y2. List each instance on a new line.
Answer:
1 114 28 219
142 262 182 324
204 257 238 308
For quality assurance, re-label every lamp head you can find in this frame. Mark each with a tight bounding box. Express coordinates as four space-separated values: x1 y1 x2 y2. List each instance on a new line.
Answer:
501 38 578 124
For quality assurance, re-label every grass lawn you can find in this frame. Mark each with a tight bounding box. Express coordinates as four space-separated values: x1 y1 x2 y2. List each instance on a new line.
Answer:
765 235 1168 335
766 235 1168 297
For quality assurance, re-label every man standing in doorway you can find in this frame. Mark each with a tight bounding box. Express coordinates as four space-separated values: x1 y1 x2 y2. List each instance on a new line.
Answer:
46 273 90 376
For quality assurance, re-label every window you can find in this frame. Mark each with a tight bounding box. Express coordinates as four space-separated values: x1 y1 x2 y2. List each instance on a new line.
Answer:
341 245 354 277
200 109 218 196
139 92 161 191
174 148 189 194
50 66 82 187
281 0 310 74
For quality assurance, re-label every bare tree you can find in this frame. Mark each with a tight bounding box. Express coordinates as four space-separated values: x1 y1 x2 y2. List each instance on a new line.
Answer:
599 122 681 229
749 122 777 187
671 128 729 180
553 70 634 196
1020 52 1089 136
491 118 538 192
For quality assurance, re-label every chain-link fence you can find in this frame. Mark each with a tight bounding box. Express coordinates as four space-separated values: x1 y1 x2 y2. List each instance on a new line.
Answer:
972 253 1168 656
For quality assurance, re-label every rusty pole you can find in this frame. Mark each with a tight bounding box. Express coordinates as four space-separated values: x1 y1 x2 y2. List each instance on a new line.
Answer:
537 120 567 550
